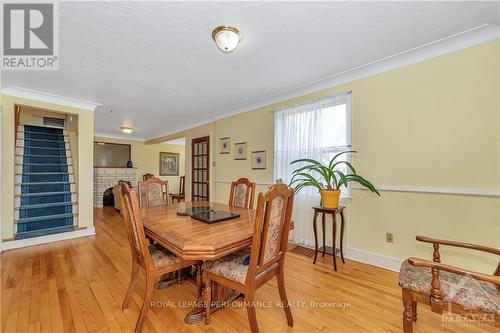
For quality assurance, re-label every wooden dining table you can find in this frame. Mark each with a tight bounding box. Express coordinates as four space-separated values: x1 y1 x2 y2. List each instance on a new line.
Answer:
141 200 294 324
141 201 258 324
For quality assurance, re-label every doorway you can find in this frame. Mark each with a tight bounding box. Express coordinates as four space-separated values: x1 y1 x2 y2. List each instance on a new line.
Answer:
191 136 209 201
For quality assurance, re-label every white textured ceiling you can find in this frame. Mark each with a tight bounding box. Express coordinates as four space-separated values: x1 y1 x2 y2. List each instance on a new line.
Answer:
2 1 499 140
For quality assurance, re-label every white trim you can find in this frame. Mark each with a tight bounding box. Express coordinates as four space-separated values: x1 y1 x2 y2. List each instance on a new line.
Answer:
344 247 403 273
215 180 500 198
1 227 96 251
146 25 500 141
94 132 146 142
1 87 100 111
353 184 500 198
214 179 274 187
289 242 403 272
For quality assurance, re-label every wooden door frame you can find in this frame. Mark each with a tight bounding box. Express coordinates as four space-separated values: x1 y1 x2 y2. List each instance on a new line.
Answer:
191 136 210 201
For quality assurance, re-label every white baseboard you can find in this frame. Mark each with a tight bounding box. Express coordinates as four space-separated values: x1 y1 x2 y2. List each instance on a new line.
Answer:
289 241 403 272
1 226 96 252
344 247 403 272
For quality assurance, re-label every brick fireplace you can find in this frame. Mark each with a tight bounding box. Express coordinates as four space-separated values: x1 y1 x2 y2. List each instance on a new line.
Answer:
93 167 137 207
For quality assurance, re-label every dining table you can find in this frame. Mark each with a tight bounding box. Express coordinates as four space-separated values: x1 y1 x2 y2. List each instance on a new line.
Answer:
141 201 257 324
141 200 293 324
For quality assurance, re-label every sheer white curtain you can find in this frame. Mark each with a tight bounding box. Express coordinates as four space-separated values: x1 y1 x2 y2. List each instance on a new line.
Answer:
274 93 351 246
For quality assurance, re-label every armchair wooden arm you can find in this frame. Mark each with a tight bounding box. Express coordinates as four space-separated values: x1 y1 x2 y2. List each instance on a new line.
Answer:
408 257 500 286
401 237 500 333
416 236 500 256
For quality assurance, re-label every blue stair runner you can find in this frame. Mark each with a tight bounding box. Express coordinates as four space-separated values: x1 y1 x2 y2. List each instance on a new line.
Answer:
15 125 75 239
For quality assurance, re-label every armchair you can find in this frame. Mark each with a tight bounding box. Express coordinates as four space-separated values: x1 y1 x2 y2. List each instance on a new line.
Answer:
399 236 499 332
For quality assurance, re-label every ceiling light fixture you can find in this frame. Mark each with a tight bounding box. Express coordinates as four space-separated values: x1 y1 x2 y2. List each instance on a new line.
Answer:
212 25 241 54
120 126 132 134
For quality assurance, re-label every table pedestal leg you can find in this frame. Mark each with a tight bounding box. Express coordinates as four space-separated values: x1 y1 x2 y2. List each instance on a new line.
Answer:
184 282 241 324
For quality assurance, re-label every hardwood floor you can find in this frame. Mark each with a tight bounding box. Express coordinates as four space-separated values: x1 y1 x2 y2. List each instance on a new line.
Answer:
1 207 496 333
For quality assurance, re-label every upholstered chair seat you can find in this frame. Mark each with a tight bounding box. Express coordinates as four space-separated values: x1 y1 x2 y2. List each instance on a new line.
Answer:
399 260 499 315
202 248 251 283
149 243 181 267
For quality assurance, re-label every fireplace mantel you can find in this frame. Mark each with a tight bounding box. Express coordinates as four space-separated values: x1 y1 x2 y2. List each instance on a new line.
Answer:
93 167 137 207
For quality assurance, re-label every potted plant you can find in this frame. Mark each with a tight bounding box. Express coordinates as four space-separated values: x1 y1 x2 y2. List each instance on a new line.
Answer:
290 150 379 209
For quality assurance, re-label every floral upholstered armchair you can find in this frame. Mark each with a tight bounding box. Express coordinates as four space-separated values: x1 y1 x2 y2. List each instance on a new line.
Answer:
399 236 499 332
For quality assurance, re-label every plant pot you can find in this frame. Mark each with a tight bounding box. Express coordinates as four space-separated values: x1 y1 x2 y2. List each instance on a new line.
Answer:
320 190 341 209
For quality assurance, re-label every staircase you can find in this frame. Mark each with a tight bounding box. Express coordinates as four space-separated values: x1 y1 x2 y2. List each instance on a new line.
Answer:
14 125 77 239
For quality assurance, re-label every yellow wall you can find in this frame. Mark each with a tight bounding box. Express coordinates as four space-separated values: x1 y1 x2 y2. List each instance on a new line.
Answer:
1 95 94 239
213 108 275 204
94 136 186 192
176 40 500 273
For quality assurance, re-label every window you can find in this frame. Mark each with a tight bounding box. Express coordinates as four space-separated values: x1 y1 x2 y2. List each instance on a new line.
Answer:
274 92 351 246
274 93 352 196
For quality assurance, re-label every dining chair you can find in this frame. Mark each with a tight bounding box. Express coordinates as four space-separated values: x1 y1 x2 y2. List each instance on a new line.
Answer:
170 175 185 203
119 183 200 333
142 173 154 181
138 177 169 207
203 183 295 333
228 177 256 209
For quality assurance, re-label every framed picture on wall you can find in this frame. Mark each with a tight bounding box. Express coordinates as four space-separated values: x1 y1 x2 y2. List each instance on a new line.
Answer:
159 152 179 176
251 150 266 169
219 137 231 154
234 142 247 160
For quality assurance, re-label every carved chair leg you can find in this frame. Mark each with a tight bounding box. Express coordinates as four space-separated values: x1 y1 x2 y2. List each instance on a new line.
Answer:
402 288 414 333
412 301 417 322
277 264 293 327
204 275 211 325
122 259 140 309
135 273 155 333
245 293 259 333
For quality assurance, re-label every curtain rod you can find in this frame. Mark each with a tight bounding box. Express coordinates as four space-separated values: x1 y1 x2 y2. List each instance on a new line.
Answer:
271 90 352 113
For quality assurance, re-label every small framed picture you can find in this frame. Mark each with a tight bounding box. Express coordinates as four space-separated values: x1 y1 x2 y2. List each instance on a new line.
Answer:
159 152 179 176
219 137 230 154
251 150 266 169
234 142 247 160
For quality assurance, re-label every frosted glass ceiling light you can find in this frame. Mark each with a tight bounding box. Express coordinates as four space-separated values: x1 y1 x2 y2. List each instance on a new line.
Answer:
212 25 241 54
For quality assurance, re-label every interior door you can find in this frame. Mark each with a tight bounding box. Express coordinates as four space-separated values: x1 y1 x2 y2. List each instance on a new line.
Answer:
191 136 209 201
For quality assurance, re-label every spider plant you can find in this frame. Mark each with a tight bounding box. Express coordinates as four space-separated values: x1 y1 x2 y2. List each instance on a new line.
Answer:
290 150 380 196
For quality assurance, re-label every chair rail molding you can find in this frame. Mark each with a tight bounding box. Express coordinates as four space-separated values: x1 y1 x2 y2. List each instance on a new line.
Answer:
214 179 274 187
352 184 500 197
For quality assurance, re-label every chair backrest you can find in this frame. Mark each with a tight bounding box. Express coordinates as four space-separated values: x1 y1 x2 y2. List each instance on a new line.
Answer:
229 178 256 209
119 183 153 266
179 175 185 195
139 177 168 207
143 173 154 181
246 183 294 283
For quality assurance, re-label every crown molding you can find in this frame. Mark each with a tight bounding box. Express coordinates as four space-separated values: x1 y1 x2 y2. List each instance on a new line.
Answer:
1 87 101 111
94 132 146 142
147 23 500 141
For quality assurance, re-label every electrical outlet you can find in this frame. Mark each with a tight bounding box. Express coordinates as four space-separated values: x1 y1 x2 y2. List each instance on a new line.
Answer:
386 232 394 243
